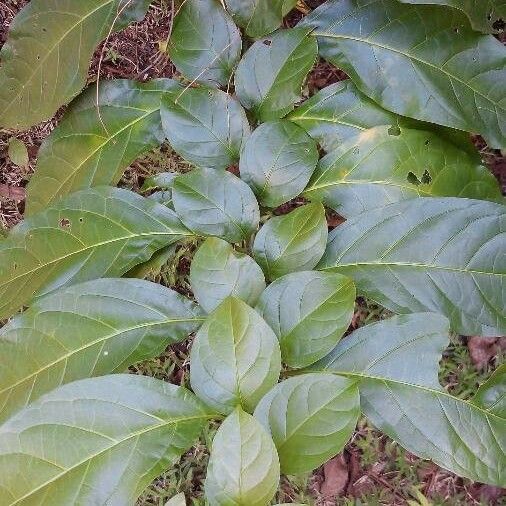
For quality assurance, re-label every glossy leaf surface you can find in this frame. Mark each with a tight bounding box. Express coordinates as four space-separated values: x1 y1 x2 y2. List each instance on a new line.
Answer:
301 0 506 148
173 168 260 243
0 278 204 423
239 120 319 208
254 373 360 474
312 313 505 486
224 0 293 38
256 271 355 368
235 28 318 121
472 364 505 416
26 79 180 215
205 408 280 506
0 187 190 320
190 297 281 414
397 0 506 33
0 375 211 505
304 125 502 217
318 198 506 336
253 203 328 281
161 87 250 169
0 0 151 129
190 237 265 312
168 0 241 88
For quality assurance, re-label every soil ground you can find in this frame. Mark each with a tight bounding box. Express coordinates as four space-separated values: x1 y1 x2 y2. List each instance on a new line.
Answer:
0 1 505 504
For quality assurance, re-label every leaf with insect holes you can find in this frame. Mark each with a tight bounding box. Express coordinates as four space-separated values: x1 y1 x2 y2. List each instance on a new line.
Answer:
205 407 280 506
253 203 328 281
169 0 241 88
311 313 506 486
254 373 360 474
7 138 28 168
190 237 265 312
235 28 318 121
161 87 250 169
224 0 297 38
26 79 181 216
0 186 191 321
239 120 319 208
287 80 480 158
173 168 260 243
397 0 506 33
0 0 152 129
0 278 204 423
301 0 506 148
303 125 502 217
318 197 506 336
256 271 356 368
0 375 212 505
190 297 281 414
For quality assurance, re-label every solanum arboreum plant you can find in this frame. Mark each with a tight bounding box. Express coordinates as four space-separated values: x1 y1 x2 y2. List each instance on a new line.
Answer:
0 0 505 503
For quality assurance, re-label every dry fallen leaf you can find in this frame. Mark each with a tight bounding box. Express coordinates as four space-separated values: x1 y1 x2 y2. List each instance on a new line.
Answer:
468 336 505 369
0 183 26 202
320 454 349 498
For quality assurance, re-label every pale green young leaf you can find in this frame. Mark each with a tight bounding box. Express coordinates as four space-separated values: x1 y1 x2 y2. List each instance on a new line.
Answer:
7 138 28 168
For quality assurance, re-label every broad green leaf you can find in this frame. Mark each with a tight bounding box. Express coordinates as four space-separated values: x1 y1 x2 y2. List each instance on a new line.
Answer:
397 1 506 33
190 297 281 414
256 271 355 368
239 120 319 208
224 0 294 38
0 375 212 505
304 125 502 217
141 172 177 192
318 197 506 336
168 0 241 88
472 364 505 416
166 493 186 506
190 237 265 312
205 407 280 506
125 244 177 279
0 278 204 422
173 168 260 243
0 0 151 129
235 28 318 121
26 79 180 216
7 138 28 168
301 0 506 148
287 80 480 158
0 186 190 320
253 203 328 281
312 313 506 486
161 87 250 169
254 373 360 474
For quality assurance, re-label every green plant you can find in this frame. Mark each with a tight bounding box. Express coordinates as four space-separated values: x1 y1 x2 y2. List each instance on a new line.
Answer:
0 0 505 504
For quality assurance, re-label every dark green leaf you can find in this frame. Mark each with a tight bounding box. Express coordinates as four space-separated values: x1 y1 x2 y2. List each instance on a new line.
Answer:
0 186 190 320
254 373 360 474
26 79 180 216
191 237 265 312
287 80 480 158
141 172 177 192
161 87 250 169
253 203 328 281
224 0 292 38
0 375 212 505
0 0 151 129
190 297 281 414
301 0 506 148
472 364 505 416
239 120 318 208
125 245 177 279
173 167 260 243
318 197 505 336
235 28 318 121
397 1 506 33
312 313 505 486
205 407 280 506
256 271 355 368
7 138 28 168
304 125 502 217
168 0 241 88
0 278 204 423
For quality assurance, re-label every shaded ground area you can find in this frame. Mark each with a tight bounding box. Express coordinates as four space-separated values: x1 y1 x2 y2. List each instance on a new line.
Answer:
0 1 505 504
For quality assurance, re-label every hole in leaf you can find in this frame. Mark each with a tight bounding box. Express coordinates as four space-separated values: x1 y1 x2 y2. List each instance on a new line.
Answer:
421 169 432 184
263 39 271 46
424 139 430 146
492 18 505 31
388 125 401 136
59 218 71 228
407 172 421 185
407 170 432 186
454 27 459 33
488 12 493 21
12 262 17 270
79 217 84 223
36 55 40 60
